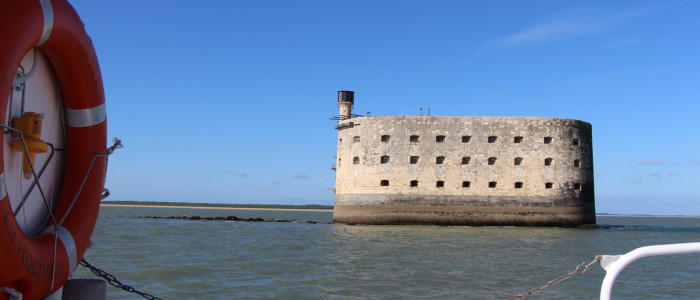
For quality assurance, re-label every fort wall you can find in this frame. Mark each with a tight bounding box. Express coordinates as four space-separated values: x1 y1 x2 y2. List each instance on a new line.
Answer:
332 94 595 226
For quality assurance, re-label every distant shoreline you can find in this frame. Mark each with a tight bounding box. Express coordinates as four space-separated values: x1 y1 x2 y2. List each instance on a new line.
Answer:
99 204 698 217
596 213 699 218
100 204 333 212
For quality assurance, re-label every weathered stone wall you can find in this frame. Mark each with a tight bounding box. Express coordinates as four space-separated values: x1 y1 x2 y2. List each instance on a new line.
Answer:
333 116 595 226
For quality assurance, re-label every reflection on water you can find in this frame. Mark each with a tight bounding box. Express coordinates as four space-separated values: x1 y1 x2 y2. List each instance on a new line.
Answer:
73 207 699 299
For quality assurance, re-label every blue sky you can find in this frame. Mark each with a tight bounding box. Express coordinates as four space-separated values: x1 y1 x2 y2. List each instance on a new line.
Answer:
69 0 699 215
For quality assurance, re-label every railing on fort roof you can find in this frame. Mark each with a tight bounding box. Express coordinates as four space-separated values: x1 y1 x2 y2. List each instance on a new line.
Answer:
329 113 365 121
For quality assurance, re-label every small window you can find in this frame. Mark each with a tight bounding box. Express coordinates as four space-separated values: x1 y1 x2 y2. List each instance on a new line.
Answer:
461 157 471 165
410 135 419 143
436 156 445 164
353 136 361 143
380 156 390 164
410 180 418 187
353 156 359 164
572 138 580 146
436 135 445 143
339 139 342 144
462 136 471 143
514 136 523 143
515 182 523 189
574 183 581 190
380 180 389 186
544 137 552 144
436 181 445 188
545 182 553 189
488 181 497 188
488 157 497 165
488 136 497 143
574 159 581 168
545 158 553 166
514 157 523 166
381 135 390 143
410 156 419 164
462 181 471 188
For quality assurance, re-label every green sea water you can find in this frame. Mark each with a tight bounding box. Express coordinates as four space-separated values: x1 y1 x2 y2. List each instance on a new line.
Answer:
72 206 699 299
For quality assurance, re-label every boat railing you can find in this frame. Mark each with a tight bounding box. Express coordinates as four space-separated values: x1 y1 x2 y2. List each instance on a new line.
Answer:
597 242 700 300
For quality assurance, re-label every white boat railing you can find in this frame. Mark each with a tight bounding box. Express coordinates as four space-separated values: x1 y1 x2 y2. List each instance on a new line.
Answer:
597 242 700 300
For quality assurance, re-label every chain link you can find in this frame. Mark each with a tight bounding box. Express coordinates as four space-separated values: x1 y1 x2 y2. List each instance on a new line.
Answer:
507 258 600 299
80 258 164 300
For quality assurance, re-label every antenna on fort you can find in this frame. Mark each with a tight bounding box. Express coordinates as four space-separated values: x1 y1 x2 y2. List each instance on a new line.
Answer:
428 108 431 116
420 108 423 116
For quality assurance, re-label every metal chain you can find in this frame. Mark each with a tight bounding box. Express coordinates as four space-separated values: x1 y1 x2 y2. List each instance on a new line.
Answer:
507 258 600 299
80 258 164 300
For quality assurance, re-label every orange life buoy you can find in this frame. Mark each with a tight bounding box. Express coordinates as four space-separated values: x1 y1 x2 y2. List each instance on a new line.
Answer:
0 0 107 299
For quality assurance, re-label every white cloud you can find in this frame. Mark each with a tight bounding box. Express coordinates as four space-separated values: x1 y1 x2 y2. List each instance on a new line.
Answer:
494 7 654 47
638 160 664 165
226 171 249 178
630 176 644 184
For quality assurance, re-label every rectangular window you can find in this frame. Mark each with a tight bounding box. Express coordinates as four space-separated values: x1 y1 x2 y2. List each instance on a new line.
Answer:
380 156 390 164
515 182 523 189
544 137 552 144
381 135 390 143
410 180 418 187
514 136 523 143
545 182 553 189
462 181 471 188
572 138 580 146
410 135 419 143
380 180 389 186
436 156 445 164
488 136 497 143
410 156 419 164
436 135 445 142
462 136 471 143
514 157 522 166
488 181 497 188
436 181 445 188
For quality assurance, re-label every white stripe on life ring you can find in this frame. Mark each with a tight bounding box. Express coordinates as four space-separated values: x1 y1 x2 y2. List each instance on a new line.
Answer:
66 103 106 127
0 173 6 200
37 0 53 46
42 226 78 274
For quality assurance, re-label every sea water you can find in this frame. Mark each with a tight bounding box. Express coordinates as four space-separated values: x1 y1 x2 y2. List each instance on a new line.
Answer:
72 206 699 299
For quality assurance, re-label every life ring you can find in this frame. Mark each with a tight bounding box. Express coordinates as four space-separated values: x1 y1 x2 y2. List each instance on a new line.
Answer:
0 0 107 299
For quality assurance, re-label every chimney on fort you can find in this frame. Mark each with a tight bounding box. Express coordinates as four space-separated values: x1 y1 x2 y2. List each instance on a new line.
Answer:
337 91 354 120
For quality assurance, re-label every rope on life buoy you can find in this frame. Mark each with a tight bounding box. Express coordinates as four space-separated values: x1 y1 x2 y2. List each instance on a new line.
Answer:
11 49 39 86
0 287 22 300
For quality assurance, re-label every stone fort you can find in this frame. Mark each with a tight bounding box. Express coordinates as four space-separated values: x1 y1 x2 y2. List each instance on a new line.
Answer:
332 91 595 226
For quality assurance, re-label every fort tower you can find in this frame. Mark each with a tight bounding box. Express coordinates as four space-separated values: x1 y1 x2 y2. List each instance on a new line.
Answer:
337 91 354 120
